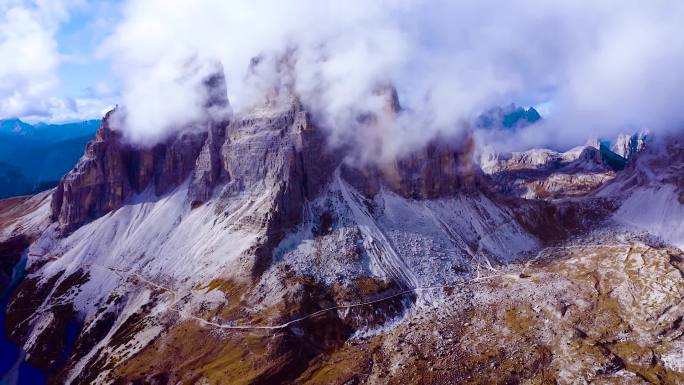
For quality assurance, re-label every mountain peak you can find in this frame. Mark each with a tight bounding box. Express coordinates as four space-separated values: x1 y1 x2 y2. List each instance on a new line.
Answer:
476 104 542 129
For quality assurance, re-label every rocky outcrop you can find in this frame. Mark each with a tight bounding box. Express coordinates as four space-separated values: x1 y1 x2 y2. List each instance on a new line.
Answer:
51 65 231 235
50 113 207 234
188 122 227 205
611 131 648 159
342 134 482 199
341 83 482 200
481 145 617 200
215 101 339 277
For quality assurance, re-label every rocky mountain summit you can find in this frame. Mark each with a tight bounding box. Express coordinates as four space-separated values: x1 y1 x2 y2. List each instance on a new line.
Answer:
611 131 648 159
1 70 683 384
481 142 619 200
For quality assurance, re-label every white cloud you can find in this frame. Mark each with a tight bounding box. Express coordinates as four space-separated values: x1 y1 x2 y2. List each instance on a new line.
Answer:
99 0 684 155
19 95 113 124
0 1 60 117
0 0 112 123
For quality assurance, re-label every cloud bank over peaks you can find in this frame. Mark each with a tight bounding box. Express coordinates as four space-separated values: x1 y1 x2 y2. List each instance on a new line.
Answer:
103 0 684 159
108 57 232 143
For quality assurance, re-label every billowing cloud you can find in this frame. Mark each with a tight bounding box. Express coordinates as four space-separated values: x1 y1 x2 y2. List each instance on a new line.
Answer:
103 0 684 156
0 1 62 118
0 0 114 123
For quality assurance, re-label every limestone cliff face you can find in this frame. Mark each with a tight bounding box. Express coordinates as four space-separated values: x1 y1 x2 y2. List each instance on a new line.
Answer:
47 95 344 279
340 84 482 200
188 122 227 205
49 80 481 239
50 113 207 234
215 101 339 277
342 134 482 199
50 64 231 235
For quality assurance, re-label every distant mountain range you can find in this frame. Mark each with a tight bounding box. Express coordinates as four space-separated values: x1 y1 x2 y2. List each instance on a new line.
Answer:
476 104 542 129
0 119 100 199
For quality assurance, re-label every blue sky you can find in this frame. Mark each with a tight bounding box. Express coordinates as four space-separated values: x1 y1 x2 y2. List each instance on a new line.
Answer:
55 2 118 99
53 1 124 119
0 0 121 123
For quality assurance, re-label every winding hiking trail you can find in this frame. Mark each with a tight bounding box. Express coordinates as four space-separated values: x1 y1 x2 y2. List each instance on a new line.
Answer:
80 243 634 332
86 264 497 331
28 242 634 333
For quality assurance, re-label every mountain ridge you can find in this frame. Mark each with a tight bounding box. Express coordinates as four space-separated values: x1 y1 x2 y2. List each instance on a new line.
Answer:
0 73 683 384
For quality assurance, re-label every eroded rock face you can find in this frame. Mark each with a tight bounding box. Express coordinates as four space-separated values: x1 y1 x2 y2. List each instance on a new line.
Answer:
342 134 482 199
51 65 231 235
217 101 340 277
481 145 617 200
50 113 208 234
188 122 227 205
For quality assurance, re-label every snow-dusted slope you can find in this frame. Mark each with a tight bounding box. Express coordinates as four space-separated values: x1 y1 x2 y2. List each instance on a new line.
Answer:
16 180 269 384
31 182 258 299
269 171 538 291
614 185 684 248
0 190 52 241
598 137 684 248
481 144 617 200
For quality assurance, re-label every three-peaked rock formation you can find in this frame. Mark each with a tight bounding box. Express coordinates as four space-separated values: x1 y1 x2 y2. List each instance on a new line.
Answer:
1 68 683 384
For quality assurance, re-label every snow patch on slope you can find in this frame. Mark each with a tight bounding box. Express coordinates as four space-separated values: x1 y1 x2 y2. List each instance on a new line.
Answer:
37 185 254 280
614 185 684 249
0 190 52 240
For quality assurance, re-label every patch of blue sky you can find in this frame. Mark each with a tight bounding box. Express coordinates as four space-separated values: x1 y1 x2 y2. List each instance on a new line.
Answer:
55 0 121 100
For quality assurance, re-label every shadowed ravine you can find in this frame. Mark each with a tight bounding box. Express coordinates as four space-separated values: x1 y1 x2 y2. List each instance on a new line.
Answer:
0 253 45 385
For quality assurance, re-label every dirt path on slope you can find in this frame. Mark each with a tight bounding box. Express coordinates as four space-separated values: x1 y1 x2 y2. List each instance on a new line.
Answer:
82 243 634 332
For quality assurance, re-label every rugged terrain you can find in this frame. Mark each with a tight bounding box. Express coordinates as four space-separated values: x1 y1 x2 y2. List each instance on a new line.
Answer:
1 73 683 385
